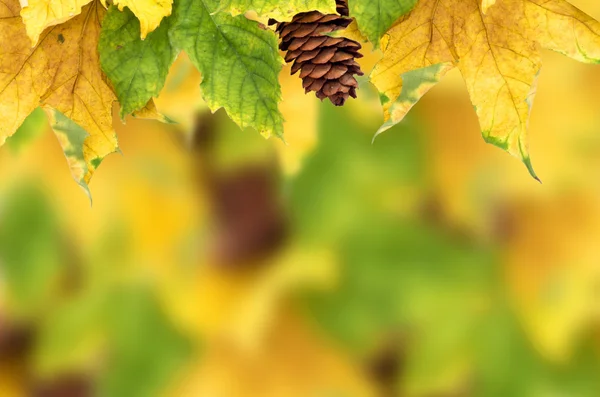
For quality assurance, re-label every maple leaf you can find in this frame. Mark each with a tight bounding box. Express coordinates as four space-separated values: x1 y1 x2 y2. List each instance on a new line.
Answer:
100 0 173 39
20 0 171 44
20 0 91 45
99 5 175 118
45 108 94 197
371 0 600 179
169 0 284 139
348 0 417 44
219 0 336 21
0 0 118 191
98 0 284 138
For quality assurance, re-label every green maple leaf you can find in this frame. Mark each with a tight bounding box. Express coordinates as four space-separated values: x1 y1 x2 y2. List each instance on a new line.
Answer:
99 0 284 138
169 0 284 138
99 6 176 118
349 0 418 44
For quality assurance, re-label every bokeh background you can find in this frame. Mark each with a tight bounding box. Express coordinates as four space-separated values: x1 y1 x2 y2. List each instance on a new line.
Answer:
2 1 600 395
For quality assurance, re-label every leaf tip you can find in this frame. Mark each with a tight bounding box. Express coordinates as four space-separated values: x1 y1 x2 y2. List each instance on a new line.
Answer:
279 134 288 146
372 124 391 143
522 155 541 183
80 182 93 206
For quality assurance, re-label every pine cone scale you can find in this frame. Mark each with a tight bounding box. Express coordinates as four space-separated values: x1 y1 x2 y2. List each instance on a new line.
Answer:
310 64 332 78
313 48 338 63
300 37 328 51
324 64 347 79
295 11 326 23
271 0 363 106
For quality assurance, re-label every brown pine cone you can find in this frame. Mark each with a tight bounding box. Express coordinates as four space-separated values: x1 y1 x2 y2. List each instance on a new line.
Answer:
269 0 364 106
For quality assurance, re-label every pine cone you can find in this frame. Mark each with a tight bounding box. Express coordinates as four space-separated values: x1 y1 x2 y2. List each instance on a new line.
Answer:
270 0 363 106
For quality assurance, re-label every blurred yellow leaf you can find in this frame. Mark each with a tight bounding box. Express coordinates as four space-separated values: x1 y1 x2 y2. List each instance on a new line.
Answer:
100 0 172 39
227 247 336 350
172 314 376 397
505 194 600 362
275 64 319 175
1 0 118 186
371 0 600 178
153 53 207 136
0 367 24 397
162 246 336 352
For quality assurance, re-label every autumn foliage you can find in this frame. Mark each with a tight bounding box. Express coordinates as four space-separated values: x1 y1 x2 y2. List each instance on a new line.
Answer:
1 0 600 189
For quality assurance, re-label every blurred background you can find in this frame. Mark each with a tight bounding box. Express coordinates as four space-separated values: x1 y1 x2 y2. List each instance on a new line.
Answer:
2 1 600 395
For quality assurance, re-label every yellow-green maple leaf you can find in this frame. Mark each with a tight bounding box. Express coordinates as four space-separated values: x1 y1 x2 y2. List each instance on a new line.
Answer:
219 0 336 21
371 0 600 179
100 0 172 39
1 0 118 190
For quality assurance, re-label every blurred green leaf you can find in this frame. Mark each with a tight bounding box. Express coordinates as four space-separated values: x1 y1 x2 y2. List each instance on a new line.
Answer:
35 285 191 396
290 102 427 244
290 105 600 397
290 102 491 394
474 309 600 397
36 285 191 397
303 216 497 395
35 290 108 375
98 286 191 397
292 102 600 395
5 108 47 153
0 183 64 315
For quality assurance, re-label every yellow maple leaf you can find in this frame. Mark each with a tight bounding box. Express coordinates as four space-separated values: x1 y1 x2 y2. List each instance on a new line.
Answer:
371 0 600 179
0 0 118 189
20 0 92 45
20 0 170 44
100 0 172 39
